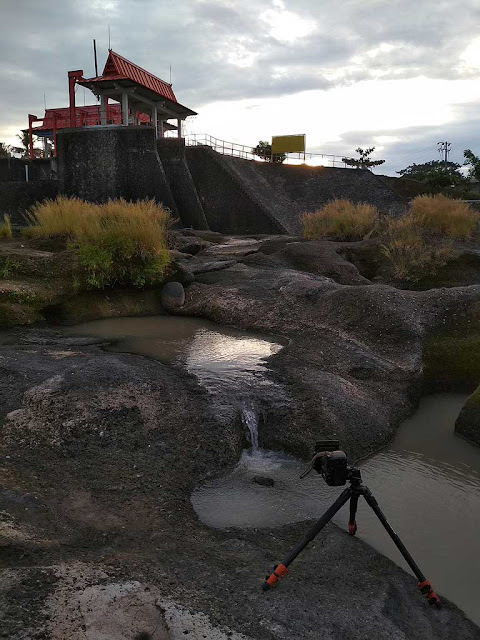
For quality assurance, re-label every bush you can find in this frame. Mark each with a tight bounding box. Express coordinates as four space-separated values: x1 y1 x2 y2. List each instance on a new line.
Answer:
0 214 12 239
301 199 378 241
408 194 478 238
24 197 171 289
381 195 479 282
381 220 455 281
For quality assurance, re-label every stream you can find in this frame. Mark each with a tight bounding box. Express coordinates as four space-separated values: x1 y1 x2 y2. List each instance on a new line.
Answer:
62 317 480 624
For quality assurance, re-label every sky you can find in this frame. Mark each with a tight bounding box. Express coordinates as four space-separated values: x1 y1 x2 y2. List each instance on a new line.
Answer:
1 0 480 175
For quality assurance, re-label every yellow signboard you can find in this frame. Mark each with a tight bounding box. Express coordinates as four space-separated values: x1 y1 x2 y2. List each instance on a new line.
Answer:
272 134 306 154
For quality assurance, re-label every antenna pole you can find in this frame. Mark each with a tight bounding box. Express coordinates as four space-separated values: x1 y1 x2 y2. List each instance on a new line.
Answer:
108 26 111 50
169 64 172 85
93 39 98 76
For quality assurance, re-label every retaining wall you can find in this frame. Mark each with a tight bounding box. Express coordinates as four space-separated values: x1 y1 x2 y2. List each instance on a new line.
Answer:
0 181 59 225
156 139 208 229
0 158 55 182
57 126 178 216
186 146 286 234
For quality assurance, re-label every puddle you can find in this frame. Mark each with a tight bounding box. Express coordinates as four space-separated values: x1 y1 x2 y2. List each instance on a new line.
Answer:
192 394 480 624
60 314 285 428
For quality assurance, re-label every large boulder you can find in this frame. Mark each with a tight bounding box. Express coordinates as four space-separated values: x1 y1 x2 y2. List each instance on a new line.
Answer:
456 385 480 445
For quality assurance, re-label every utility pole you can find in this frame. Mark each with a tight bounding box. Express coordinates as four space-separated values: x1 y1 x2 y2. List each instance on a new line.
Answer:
437 141 451 165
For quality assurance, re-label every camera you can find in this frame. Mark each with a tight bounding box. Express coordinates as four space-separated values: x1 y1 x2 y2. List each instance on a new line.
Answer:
312 439 348 486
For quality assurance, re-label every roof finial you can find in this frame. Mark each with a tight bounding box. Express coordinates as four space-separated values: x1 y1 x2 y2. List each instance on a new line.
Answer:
108 25 111 51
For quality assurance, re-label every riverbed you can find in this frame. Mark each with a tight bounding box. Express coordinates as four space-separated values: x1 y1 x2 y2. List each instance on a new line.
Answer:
62 317 480 624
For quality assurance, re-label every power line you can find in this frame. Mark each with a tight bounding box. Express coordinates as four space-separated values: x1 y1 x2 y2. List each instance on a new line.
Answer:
437 141 451 164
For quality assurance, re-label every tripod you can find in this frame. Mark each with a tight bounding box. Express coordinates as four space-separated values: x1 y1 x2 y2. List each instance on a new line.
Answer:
262 466 441 607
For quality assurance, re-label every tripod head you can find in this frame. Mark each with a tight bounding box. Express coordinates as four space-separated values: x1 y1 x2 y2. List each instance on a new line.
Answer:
300 439 362 487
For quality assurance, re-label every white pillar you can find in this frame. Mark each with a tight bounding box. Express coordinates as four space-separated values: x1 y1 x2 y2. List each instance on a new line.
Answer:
177 118 182 139
100 94 107 125
153 107 158 138
122 92 129 126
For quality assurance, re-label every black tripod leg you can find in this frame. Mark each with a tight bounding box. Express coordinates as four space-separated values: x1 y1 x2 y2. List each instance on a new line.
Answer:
362 487 441 608
262 486 353 591
348 492 359 535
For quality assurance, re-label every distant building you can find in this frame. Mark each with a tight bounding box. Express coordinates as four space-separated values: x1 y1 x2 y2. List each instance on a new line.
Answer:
26 50 197 159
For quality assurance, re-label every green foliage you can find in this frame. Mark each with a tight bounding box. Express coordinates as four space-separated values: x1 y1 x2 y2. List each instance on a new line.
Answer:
463 149 480 182
397 160 467 189
342 147 385 170
0 257 20 279
25 197 171 290
301 199 378 241
0 215 12 238
252 140 286 163
0 142 11 158
17 131 30 157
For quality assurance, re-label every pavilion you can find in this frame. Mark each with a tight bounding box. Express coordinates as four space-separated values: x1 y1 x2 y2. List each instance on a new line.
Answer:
78 50 196 139
26 50 197 158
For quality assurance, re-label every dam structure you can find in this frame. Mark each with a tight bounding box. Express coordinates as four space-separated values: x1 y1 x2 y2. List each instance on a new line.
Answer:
2 48 406 233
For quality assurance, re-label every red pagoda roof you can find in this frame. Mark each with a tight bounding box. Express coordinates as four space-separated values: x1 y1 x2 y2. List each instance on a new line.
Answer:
84 50 177 103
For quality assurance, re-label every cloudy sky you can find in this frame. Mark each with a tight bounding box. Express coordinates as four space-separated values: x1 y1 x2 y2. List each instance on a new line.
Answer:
1 0 480 175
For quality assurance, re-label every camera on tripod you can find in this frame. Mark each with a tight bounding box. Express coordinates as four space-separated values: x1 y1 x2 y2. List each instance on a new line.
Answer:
312 439 348 486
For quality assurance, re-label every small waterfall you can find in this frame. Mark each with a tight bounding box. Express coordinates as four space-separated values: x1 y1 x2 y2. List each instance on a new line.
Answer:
241 403 259 450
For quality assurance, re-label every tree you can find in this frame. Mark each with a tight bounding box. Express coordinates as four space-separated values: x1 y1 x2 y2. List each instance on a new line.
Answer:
0 142 11 158
252 140 286 163
17 131 30 157
463 149 480 182
397 160 467 189
342 147 385 170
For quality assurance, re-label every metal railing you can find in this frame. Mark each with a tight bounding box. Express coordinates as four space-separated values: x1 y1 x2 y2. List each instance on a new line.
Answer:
184 133 351 168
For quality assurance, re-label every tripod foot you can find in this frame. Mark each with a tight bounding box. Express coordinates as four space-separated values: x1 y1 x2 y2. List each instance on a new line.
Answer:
262 564 288 591
348 521 357 536
418 580 441 608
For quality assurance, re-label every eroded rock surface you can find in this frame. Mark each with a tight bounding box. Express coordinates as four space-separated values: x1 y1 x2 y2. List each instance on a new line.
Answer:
2 235 480 638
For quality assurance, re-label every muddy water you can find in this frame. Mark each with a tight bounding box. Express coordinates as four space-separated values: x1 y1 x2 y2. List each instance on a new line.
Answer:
61 314 284 430
192 394 480 624
60 318 480 623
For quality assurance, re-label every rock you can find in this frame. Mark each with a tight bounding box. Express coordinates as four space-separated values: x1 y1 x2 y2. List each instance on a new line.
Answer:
165 260 195 285
43 289 167 325
256 239 371 285
455 385 480 445
160 281 185 311
1 330 480 639
173 235 212 255
179 229 226 244
252 475 274 487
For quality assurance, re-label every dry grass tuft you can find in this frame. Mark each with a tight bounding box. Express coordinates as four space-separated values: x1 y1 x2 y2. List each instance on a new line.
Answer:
24 197 171 288
407 194 478 239
381 218 455 282
0 214 12 239
301 199 378 241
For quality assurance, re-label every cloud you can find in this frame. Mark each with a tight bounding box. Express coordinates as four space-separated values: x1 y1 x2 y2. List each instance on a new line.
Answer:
1 0 480 174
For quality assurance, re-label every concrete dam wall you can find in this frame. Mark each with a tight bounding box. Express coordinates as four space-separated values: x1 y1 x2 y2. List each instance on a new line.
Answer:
51 128 406 234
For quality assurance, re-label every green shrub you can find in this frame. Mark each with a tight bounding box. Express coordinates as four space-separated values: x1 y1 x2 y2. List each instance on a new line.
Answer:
24 197 171 289
381 217 455 282
301 199 378 241
0 214 12 239
0 257 20 279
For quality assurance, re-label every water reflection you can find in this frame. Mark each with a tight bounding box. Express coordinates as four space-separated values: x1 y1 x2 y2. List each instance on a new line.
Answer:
192 394 480 624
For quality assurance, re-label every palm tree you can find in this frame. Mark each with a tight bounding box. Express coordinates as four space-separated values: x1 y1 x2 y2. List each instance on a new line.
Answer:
0 142 11 158
17 131 30 157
